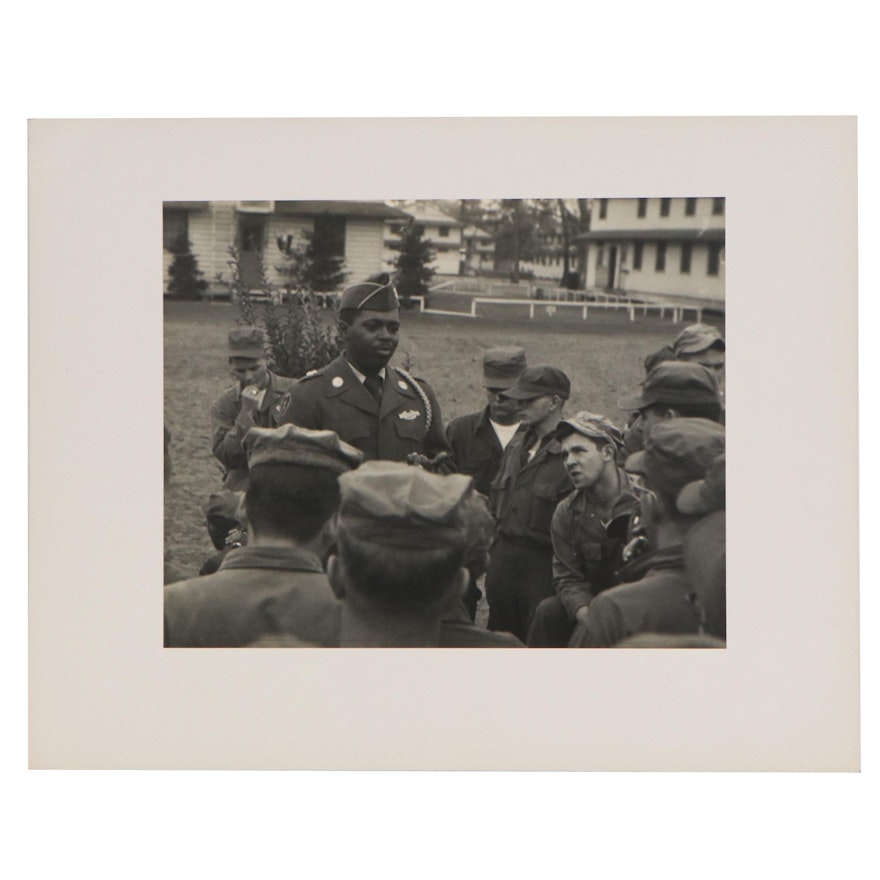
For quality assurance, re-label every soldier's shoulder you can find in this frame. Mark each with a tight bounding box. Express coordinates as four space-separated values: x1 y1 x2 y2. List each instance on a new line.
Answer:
271 372 299 391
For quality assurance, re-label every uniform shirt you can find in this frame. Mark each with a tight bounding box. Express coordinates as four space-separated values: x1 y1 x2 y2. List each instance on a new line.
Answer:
275 354 452 466
210 371 296 490
551 468 639 618
573 545 701 648
251 602 524 648
446 407 519 497
164 545 340 648
489 428 571 547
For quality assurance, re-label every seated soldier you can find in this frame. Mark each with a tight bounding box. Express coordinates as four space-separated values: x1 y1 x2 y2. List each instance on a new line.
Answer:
258 462 523 647
164 424 362 648
211 327 296 491
574 418 725 648
526 412 638 647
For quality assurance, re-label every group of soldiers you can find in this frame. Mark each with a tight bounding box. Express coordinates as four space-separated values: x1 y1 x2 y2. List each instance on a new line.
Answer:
165 272 727 649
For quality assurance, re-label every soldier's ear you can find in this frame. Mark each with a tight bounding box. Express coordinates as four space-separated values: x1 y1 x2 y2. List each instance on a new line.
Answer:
327 554 346 599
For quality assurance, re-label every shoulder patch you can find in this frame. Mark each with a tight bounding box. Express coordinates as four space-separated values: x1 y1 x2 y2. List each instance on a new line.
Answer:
274 391 292 419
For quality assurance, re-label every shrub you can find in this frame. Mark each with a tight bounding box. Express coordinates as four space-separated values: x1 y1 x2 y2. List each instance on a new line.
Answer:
166 234 208 300
219 246 341 379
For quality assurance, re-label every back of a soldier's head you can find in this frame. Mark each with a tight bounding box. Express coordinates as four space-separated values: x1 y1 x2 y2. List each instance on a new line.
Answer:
332 462 474 612
242 425 362 543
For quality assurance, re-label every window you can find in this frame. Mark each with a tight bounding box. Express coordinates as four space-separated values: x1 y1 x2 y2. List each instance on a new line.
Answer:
660 198 671 217
163 209 188 251
597 247 605 268
685 197 697 216
637 198 647 218
707 242 723 275
633 241 643 270
438 226 450 238
313 215 346 257
680 242 692 273
599 199 608 219
655 242 667 272
712 197 725 216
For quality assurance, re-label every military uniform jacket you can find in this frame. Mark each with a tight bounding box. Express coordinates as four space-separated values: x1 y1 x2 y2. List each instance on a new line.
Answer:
211 371 296 489
164 545 340 648
489 429 572 547
446 407 509 497
551 468 639 618
275 355 452 465
573 545 701 648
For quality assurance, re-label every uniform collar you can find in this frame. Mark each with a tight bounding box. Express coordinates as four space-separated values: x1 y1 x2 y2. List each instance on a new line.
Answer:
217 545 325 574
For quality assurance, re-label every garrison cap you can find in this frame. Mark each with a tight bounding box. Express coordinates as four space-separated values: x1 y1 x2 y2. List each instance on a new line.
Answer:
677 451 726 515
338 461 473 549
339 272 400 312
625 418 725 501
618 361 721 412
482 346 527 389
244 424 363 473
673 322 725 357
227 326 266 359
501 365 571 401
557 411 624 449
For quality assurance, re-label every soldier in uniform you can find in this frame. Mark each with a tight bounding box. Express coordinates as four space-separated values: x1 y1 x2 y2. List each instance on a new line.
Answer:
672 322 726 395
446 345 526 619
526 412 639 647
211 327 296 491
573 418 725 648
619 360 724 456
164 424 362 648
274 273 453 472
484 365 574 642
259 462 523 647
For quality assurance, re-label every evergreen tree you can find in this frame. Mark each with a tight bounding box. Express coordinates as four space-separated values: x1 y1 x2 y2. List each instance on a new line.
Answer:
389 221 436 306
167 235 208 299
275 226 347 293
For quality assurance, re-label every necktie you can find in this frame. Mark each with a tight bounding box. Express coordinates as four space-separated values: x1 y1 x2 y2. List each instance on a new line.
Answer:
363 373 383 405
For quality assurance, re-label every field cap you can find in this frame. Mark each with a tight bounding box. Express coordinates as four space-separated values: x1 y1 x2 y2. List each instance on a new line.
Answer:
244 424 363 473
339 272 400 312
557 411 624 449
625 418 725 500
203 491 243 522
643 344 676 374
618 361 721 412
338 461 473 549
501 365 571 401
677 452 725 515
228 327 266 359
482 346 527 389
673 323 725 357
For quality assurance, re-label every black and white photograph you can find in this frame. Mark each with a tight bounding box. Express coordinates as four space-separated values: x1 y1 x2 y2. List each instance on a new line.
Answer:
28 116 859 773
163 197 727 649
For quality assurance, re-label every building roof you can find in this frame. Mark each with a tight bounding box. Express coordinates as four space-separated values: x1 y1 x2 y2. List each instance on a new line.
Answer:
386 202 464 226
164 201 209 210
576 228 726 243
274 200 412 219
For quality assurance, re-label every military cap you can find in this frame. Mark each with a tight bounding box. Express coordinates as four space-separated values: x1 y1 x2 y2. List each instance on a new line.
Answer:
203 490 243 523
339 272 400 312
338 461 474 549
227 326 266 359
482 346 527 389
625 418 725 501
501 365 571 401
557 411 624 449
618 361 721 412
244 424 363 473
677 451 725 515
673 322 725 357
643 344 676 374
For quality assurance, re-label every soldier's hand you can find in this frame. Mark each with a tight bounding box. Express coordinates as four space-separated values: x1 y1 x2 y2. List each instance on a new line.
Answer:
574 606 591 627
239 385 264 415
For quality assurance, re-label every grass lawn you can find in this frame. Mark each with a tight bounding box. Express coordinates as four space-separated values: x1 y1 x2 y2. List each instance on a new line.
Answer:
164 299 723 575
